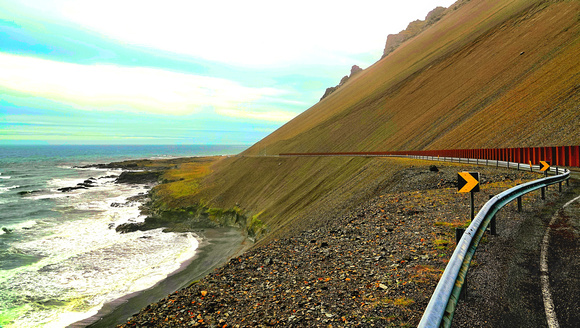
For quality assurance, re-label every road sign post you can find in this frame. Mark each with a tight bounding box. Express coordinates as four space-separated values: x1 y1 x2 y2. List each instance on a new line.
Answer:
540 161 550 199
458 172 480 220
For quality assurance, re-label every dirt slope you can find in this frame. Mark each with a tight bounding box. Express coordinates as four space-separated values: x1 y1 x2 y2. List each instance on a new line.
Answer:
152 0 579 241
244 0 579 156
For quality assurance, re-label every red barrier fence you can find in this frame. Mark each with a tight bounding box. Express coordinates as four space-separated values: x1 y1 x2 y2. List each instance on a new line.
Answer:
280 145 580 168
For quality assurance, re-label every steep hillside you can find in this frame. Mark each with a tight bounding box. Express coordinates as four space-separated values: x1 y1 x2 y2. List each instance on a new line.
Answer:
244 0 579 156
149 0 579 242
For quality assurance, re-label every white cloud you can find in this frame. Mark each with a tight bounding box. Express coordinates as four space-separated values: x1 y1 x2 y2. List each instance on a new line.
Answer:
216 109 297 122
9 0 458 67
0 53 293 120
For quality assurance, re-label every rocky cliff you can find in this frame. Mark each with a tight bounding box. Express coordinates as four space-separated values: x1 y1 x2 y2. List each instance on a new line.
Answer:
382 6 447 58
320 64 363 101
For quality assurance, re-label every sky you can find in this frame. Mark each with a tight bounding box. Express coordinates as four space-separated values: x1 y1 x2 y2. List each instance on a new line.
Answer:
0 0 457 145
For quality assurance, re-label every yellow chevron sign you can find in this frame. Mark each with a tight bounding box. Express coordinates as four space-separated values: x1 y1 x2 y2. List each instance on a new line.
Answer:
458 172 480 193
539 161 550 172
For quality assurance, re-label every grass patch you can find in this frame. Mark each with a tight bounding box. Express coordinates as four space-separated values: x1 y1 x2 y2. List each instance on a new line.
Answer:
410 265 443 284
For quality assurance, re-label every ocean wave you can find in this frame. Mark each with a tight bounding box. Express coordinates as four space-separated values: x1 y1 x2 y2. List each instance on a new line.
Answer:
5 228 199 328
0 220 39 235
0 165 198 328
27 193 71 201
0 185 20 193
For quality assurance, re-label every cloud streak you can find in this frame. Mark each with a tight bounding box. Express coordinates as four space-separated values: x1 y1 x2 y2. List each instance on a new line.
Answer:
0 53 292 120
6 0 457 68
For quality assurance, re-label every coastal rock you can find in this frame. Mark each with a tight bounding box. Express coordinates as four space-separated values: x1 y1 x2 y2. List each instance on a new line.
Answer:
57 186 88 192
115 222 146 233
56 178 99 192
18 190 40 196
116 171 162 184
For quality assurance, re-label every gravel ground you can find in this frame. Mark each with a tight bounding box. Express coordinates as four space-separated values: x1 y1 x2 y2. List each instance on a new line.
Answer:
117 164 546 327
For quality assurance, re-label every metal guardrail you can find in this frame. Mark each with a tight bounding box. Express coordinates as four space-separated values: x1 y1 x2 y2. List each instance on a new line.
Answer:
279 145 580 168
418 162 570 327
278 151 573 325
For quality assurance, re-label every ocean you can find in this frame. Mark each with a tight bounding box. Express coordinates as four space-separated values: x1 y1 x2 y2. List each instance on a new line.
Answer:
0 145 246 327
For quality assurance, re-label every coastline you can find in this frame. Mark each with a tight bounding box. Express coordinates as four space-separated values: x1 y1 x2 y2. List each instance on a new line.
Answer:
71 227 249 328
0 148 248 328
67 158 251 327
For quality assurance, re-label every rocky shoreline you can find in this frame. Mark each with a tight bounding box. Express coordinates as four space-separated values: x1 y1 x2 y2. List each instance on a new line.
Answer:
116 164 541 327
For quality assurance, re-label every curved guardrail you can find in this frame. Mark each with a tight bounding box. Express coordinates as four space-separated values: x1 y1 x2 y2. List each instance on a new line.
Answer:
418 167 570 327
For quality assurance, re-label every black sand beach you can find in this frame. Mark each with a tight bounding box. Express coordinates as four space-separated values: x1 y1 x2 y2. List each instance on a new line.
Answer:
70 227 249 328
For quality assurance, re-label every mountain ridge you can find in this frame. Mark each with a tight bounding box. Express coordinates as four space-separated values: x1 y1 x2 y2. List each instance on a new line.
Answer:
244 0 578 157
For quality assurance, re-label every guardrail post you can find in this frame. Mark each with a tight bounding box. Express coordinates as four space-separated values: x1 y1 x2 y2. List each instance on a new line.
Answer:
470 192 475 220
455 228 465 245
517 196 522 212
541 186 546 200
556 167 562 192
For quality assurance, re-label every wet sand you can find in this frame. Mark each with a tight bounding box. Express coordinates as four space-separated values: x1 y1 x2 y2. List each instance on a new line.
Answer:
69 227 249 328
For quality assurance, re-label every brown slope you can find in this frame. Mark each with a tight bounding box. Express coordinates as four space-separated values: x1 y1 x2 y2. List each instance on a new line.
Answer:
244 0 579 156
149 0 579 243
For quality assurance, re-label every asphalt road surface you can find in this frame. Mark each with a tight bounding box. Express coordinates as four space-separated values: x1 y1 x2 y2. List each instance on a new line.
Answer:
452 176 579 327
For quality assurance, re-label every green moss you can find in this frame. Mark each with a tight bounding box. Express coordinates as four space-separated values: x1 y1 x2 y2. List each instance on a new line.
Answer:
246 213 267 239
126 200 267 241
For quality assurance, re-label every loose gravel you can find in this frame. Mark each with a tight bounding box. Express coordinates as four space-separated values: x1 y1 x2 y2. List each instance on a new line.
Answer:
118 164 542 327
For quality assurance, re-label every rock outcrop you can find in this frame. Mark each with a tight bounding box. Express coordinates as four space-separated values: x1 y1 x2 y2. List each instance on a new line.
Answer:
382 6 447 59
320 65 364 101
115 171 162 184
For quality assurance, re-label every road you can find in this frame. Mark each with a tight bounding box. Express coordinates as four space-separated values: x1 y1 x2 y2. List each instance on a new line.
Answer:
452 176 579 327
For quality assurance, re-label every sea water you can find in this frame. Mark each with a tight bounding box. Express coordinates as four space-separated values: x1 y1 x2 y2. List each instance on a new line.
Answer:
0 145 245 327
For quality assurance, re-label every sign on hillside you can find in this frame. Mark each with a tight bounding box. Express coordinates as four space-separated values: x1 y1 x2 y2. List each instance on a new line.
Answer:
457 172 480 193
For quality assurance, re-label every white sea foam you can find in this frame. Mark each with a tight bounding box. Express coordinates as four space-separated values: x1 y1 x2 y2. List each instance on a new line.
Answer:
0 185 20 193
2 220 38 231
2 174 199 328
27 193 71 201
0 175 11 179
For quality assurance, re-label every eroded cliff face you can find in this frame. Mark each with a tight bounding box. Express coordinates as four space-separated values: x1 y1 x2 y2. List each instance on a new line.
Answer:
382 6 447 58
320 6 449 102
320 65 363 101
